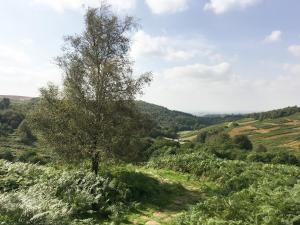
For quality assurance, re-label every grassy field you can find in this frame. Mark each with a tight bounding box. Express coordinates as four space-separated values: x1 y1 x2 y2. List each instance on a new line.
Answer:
179 112 300 151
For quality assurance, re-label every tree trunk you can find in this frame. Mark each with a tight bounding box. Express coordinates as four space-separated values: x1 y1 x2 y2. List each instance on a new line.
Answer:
91 151 99 175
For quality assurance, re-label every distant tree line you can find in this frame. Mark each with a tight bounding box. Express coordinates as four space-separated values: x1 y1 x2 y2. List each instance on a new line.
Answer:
136 101 244 138
249 106 300 120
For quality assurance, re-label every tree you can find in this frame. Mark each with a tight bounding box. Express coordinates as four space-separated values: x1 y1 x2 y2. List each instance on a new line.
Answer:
17 120 36 145
233 135 253 150
0 98 10 110
29 5 151 174
255 144 268 153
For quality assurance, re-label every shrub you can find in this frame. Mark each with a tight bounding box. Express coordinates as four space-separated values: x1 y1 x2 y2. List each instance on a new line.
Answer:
17 120 36 145
0 159 182 224
246 150 300 166
146 138 179 158
233 135 253 150
148 152 300 225
0 150 14 161
229 122 239 128
195 127 226 144
255 144 268 152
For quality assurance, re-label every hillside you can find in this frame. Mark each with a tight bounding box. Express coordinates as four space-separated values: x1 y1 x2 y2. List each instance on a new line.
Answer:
179 110 300 152
0 96 243 139
0 95 33 102
136 101 244 138
228 113 300 151
136 101 205 135
2 96 300 151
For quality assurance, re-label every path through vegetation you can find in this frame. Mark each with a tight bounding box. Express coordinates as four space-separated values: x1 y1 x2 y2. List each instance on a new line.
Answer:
126 168 203 225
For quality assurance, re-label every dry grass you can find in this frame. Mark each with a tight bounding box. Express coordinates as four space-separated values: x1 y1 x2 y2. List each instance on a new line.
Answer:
263 131 300 140
255 127 279 134
284 120 300 126
238 120 258 125
279 140 300 150
229 125 256 137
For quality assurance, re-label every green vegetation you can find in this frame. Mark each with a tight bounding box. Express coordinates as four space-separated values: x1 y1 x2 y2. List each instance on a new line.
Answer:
137 101 244 138
28 6 152 175
250 106 300 120
0 98 24 136
149 152 300 225
1 4 300 225
233 134 253 150
0 160 187 224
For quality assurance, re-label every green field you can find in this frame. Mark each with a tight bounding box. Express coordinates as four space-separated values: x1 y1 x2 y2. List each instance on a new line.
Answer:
179 112 300 151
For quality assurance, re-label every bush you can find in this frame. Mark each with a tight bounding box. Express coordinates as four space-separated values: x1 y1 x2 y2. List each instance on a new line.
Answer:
148 152 300 225
233 135 253 150
195 127 225 144
0 150 14 161
18 150 50 165
146 138 180 158
17 120 36 145
247 150 300 166
0 159 183 224
229 122 239 127
255 144 268 152
0 160 130 224
0 98 10 110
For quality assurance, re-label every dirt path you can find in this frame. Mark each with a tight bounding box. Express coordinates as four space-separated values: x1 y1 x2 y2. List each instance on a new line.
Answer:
128 168 203 225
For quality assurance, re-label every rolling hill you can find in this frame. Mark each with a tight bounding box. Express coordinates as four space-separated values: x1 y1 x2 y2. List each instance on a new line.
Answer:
3 95 300 150
0 96 244 138
136 101 244 137
179 110 300 151
0 95 33 102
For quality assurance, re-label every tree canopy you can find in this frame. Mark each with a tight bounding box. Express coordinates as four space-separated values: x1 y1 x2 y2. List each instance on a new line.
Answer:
29 5 152 174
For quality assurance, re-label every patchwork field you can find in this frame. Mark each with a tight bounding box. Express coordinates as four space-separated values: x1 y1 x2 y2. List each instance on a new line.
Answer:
179 112 300 151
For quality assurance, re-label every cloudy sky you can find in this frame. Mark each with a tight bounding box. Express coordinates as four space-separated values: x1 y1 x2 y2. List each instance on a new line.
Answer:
1 0 300 113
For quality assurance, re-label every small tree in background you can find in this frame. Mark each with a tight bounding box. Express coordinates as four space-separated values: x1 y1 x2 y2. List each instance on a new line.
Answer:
233 135 253 150
0 98 10 110
29 5 151 175
17 120 36 145
255 144 268 153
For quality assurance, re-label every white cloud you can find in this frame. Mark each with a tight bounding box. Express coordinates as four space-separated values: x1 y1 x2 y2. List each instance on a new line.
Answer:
131 31 222 62
141 61 300 113
163 62 232 81
20 38 34 46
32 0 137 12
288 45 300 57
264 30 282 43
145 0 188 14
204 0 262 14
0 46 32 66
282 63 300 75
0 44 60 97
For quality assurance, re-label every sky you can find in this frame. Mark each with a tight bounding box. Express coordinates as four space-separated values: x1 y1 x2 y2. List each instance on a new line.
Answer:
1 0 300 113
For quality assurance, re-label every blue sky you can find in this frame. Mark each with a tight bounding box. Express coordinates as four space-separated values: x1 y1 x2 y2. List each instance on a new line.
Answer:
1 0 300 113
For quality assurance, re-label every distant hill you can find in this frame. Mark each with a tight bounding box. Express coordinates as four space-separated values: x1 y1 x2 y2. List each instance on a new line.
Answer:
136 101 244 138
248 106 300 120
136 101 204 134
0 96 244 138
0 95 33 102
179 111 300 151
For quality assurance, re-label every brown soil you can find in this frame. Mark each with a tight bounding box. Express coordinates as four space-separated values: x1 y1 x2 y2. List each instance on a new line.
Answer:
285 120 300 126
280 140 300 150
229 125 256 137
255 127 279 134
263 132 300 140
